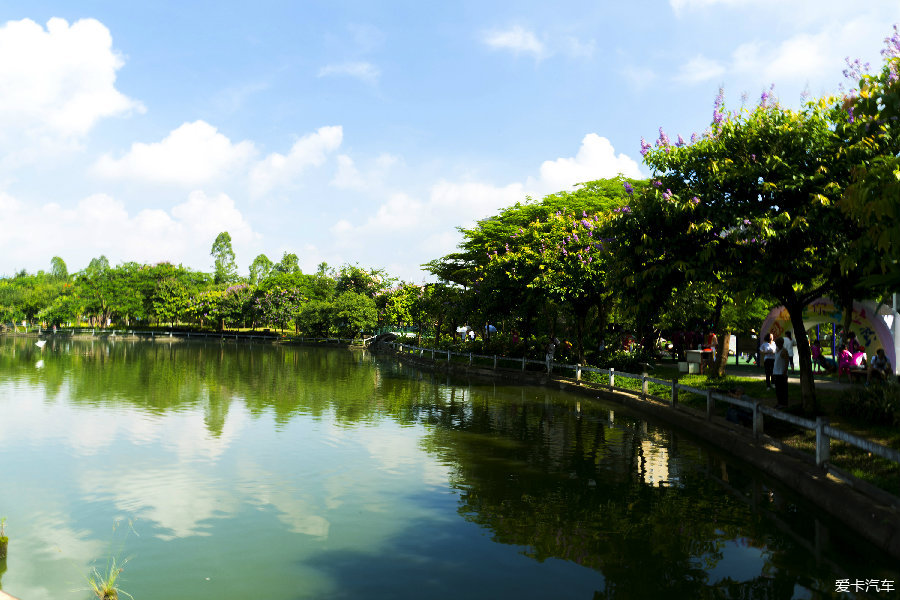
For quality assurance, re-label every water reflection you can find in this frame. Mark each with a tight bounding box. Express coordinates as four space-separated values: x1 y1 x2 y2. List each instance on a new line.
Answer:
0 336 895 599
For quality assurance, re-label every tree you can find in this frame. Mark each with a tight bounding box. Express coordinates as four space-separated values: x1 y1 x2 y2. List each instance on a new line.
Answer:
272 252 300 275
211 231 238 284
336 264 390 298
249 254 273 284
838 29 900 289
332 291 378 336
642 91 853 411
50 256 68 281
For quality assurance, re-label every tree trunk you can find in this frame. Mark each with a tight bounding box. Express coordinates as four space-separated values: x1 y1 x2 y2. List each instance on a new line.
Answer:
711 329 731 378
784 297 817 413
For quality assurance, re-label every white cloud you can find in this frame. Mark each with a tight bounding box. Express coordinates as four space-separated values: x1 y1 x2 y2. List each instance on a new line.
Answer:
318 61 380 84
676 54 726 83
669 5 900 98
327 134 641 280
528 134 643 195
0 190 256 273
0 18 142 159
93 121 257 185
250 125 343 197
483 25 545 58
331 154 366 190
330 152 400 190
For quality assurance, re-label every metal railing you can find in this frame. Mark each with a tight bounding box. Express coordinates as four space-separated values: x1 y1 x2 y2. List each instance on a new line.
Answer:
387 340 900 501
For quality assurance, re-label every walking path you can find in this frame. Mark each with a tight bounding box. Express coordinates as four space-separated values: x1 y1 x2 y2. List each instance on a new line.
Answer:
722 364 858 392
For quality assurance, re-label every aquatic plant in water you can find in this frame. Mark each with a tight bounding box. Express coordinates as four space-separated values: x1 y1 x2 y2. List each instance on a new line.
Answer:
87 557 133 600
0 517 7 559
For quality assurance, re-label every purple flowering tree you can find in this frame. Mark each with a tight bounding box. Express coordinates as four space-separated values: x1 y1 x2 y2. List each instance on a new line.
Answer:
838 26 900 288
640 81 864 411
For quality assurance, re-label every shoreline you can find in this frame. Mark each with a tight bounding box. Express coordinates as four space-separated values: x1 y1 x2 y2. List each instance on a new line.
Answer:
372 342 900 560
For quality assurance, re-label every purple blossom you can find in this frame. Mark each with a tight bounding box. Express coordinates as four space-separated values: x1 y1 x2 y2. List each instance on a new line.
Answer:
760 84 776 109
742 219 750 225
652 180 662 187
713 87 725 125
691 197 700 205
842 56 870 82
676 134 685 147
640 137 652 156
662 189 673 200
691 132 699 144
623 181 634 195
883 24 900 60
656 127 670 148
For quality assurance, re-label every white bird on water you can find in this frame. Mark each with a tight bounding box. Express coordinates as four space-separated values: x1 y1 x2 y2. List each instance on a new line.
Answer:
35 340 46 349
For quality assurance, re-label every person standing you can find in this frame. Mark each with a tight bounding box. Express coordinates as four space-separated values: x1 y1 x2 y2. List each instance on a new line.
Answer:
759 333 776 389
783 331 795 372
773 337 789 408
847 331 861 354
706 331 718 363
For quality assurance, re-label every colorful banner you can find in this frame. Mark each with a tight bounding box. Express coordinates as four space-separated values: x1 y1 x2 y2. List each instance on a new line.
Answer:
760 297 896 367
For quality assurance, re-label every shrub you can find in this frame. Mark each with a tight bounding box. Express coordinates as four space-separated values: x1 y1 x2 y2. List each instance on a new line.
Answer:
836 382 900 426
595 348 655 373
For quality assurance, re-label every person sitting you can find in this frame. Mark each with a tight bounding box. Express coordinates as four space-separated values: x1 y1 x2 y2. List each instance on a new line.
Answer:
837 344 853 383
867 348 893 385
852 349 867 370
811 341 837 373
839 347 868 383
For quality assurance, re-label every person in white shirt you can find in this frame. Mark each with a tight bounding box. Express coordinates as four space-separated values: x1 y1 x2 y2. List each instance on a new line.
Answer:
772 337 789 407
782 331 795 372
867 348 893 384
759 333 776 389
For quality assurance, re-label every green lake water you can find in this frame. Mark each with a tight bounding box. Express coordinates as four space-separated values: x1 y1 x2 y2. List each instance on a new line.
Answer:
0 336 896 599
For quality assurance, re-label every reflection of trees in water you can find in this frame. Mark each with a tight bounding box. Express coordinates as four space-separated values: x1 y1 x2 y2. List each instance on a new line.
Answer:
0 337 386 436
396 377 861 599
0 337 882 596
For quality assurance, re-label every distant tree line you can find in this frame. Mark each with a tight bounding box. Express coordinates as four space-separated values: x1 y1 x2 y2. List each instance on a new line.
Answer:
3 31 899 414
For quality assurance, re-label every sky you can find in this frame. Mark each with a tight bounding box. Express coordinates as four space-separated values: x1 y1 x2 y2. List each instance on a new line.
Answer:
0 1 898 281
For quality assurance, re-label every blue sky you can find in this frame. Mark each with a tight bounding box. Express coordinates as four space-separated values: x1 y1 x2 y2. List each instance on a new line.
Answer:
1 1 898 281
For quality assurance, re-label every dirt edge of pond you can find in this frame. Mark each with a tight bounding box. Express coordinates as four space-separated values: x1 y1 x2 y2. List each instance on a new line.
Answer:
377 345 900 561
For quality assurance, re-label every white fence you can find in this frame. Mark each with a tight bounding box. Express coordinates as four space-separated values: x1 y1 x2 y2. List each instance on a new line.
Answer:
388 341 900 503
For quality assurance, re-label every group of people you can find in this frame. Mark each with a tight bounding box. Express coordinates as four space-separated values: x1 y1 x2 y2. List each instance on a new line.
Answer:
761 330 894 406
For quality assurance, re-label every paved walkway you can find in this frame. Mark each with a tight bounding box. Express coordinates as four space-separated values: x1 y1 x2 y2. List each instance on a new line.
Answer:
722 363 861 392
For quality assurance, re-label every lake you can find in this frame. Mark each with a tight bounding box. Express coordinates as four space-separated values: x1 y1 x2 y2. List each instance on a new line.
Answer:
0 336 895 599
